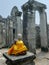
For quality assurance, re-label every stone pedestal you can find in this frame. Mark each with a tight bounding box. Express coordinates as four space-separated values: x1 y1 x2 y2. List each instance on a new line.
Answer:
3 51 36 65
40 9 48 52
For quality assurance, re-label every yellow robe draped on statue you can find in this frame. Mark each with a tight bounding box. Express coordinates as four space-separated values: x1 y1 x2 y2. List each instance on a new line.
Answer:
7 40 28 55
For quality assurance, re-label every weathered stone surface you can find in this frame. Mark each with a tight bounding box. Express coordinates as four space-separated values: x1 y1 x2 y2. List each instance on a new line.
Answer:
22 0 46 11
3 51 36 65
22 2 36 53
0 0 48 51
27 11 36 53
0 19 6 48
1 48 49 65
40 9 48 51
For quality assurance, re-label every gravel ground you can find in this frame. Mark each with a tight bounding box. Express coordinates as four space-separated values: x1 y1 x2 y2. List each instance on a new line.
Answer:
0 48 49 65
0 48 8 65
34 49 49 65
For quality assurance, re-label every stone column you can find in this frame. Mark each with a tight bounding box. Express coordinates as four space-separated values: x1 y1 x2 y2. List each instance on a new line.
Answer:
40 9 48 52
2 28 6 47
12 16 17 39
27 10 36 53
16 14 22 34
22 11 29 47
0 23 6 48
6 18 10 47
22 9 36 53
15 12 22 38
9 20 13 46
1 22 6 48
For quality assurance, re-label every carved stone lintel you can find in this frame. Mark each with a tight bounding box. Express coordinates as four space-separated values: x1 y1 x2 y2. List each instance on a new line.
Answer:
39 8 45 13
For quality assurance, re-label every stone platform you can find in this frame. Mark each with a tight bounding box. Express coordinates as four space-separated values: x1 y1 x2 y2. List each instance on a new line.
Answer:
0 48 49 65
3 51 36 65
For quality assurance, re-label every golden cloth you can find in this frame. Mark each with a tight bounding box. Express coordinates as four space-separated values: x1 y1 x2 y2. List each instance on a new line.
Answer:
7 40 28 55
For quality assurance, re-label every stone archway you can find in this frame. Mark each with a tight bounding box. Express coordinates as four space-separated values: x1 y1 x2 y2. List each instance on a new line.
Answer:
22 0 48 53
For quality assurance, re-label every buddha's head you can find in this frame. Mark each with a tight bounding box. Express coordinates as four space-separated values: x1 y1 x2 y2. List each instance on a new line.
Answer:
17 33 22 40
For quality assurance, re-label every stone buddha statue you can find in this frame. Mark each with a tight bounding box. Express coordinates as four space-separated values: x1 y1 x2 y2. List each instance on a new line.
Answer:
7 33 28 55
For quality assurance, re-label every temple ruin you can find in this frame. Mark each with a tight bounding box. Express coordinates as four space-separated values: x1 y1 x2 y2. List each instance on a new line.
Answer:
0 0 48 53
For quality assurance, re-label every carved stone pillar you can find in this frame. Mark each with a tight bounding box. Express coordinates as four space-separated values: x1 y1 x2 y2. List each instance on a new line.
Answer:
27 10 36 53
16 12 22 38
22 11 28 47
9 20 13 45
40 9 48 52
10 6 23 39
0 22 6 48
22 9 36 53
6 17 11 47
14 12 22 39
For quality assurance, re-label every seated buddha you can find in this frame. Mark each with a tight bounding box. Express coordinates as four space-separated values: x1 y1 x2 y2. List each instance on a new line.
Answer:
7 34 28 55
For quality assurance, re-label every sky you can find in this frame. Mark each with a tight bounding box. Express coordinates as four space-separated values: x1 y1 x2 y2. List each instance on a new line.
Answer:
0 0 49 24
